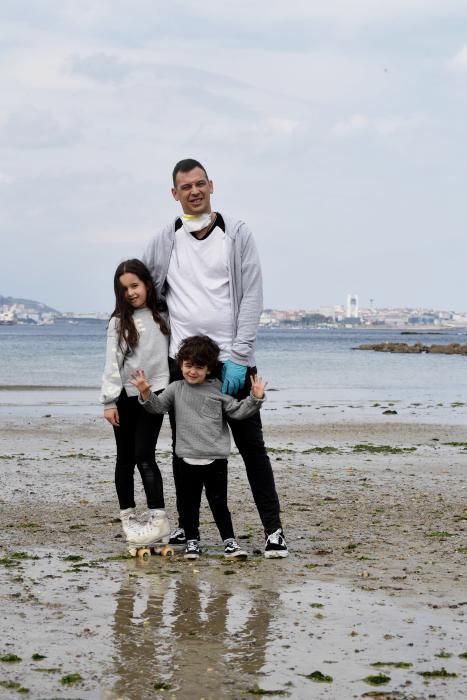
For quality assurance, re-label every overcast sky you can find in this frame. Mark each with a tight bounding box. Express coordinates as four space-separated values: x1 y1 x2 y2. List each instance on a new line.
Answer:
1 1 466 313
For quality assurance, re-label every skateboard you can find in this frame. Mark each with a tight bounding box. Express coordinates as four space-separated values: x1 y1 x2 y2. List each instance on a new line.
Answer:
128 541 174 559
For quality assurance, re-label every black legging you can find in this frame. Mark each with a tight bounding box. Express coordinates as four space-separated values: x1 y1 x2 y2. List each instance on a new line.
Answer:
113 389 165 510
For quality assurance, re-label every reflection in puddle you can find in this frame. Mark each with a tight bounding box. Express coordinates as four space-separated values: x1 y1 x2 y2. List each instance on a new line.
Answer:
0 551 465 698
110 570 276 698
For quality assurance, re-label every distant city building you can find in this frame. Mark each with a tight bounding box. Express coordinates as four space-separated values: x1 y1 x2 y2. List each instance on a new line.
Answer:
258 304 467 330
346 294 359 318
2 294 467 329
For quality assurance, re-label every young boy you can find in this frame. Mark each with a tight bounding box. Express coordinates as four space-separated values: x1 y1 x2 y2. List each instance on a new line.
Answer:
130 335 266 560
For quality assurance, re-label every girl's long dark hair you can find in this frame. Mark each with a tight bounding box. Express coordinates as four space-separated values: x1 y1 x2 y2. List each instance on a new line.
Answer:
110 259 169 357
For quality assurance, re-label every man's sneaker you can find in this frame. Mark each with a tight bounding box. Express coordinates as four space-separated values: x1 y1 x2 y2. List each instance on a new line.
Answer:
184 540 201 560
264 528 289 559
169 527 187 546
224 538 248 559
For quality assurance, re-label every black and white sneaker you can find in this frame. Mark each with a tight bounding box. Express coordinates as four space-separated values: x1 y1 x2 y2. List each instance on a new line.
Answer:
224 538 248 559
264 528 289 558
184 540 201 560
169 527 187 546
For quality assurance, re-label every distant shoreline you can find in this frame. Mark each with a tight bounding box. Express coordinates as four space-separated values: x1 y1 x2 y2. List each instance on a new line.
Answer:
355 341 467 355
2 319 467 332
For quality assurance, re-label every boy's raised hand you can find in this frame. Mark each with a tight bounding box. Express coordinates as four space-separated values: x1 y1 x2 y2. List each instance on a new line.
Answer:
130 369 152 400
250 375 267 400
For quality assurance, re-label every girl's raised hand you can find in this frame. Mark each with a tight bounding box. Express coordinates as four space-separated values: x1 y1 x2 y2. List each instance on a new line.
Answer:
130 369 152 398
250 374 267 400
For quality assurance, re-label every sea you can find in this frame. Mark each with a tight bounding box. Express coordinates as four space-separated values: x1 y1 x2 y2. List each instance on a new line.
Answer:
1 323 467 425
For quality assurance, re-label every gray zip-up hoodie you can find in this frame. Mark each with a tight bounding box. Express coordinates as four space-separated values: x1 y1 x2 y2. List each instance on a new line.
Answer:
139 378 264 460
142 213 263 367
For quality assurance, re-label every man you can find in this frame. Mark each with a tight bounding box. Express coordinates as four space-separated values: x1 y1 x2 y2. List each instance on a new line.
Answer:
143 158 288 558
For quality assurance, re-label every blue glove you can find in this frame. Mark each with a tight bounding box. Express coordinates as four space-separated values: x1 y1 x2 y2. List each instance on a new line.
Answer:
221 360 247 396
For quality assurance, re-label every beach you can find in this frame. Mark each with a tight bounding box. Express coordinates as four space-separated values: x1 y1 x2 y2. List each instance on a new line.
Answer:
1 411 466 699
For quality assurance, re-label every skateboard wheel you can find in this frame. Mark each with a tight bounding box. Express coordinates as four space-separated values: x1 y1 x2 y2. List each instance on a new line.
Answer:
161 546 174 557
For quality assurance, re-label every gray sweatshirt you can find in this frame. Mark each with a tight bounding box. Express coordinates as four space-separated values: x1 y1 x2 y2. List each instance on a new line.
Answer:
100 308 169 408
142 213 263 367
139 378 264 460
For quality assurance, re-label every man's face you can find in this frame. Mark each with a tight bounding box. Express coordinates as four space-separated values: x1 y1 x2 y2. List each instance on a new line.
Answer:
171 167 213 215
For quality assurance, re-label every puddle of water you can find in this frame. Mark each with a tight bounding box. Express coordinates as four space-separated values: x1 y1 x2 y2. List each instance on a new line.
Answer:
266 582 466 697
0 550 465 698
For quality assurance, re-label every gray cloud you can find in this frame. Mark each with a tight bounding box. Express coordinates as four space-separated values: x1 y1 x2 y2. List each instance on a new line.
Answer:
69 52 131 83
0 108 81 149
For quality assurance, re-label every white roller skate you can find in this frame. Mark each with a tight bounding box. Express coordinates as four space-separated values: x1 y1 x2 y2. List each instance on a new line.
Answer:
127 510 173 559
120 507 139 539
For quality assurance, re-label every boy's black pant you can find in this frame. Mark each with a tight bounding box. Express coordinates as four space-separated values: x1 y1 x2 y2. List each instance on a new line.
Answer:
168 360 282 535
181 459 234 542
113 389 165 510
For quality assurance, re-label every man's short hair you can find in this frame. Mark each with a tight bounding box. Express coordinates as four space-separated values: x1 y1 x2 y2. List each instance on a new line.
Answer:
176 335 220 373
172 159 209 186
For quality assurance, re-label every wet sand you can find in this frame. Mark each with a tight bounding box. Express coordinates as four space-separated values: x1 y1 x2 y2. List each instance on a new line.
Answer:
0 413 466 699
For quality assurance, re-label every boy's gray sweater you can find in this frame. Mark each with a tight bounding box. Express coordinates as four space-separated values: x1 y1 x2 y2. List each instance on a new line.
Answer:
139 378 263 460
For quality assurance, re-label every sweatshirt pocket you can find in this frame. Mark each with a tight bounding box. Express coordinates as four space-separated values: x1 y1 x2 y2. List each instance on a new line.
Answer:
201 397 222 420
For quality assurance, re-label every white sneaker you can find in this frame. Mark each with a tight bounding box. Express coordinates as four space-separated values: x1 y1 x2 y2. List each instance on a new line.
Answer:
127 511 171 546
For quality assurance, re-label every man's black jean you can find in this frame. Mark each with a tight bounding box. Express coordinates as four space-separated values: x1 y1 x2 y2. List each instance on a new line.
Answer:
168 359 282 535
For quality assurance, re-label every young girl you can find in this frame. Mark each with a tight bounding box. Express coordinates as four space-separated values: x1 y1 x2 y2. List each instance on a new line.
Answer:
100 259 171 547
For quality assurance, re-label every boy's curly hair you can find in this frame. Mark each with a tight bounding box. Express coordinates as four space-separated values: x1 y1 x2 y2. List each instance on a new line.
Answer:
176 335 220 373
